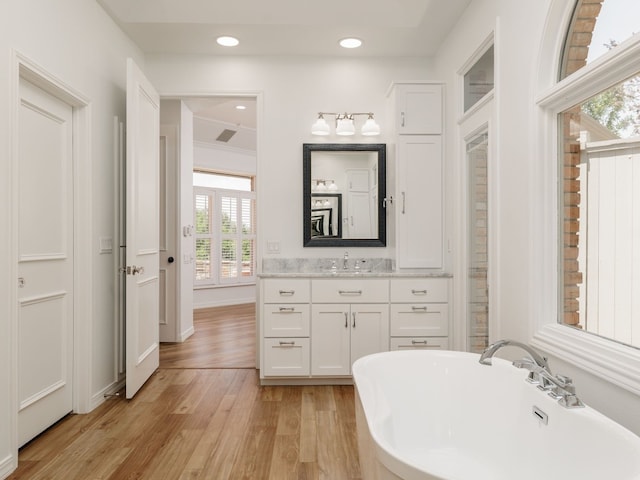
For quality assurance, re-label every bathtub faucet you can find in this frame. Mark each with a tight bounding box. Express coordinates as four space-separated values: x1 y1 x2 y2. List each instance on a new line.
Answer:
479 339 550 372
479 339 584 408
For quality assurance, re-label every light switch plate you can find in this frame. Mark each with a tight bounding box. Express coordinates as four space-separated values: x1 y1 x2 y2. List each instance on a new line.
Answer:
267 241 281 254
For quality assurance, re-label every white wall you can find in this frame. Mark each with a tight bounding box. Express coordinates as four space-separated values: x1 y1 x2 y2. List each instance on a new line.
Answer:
0 0 143 475
434 0 640 436
179 101 195 338
145 55 434 266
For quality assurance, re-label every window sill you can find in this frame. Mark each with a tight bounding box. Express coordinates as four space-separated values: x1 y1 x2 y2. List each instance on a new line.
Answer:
531 324 640 396
194 281 256 290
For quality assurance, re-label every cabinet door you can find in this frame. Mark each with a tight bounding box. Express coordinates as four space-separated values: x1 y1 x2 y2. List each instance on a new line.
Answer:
350 304 390 365
394 84 442 134
311 305 350 375
263 304 310 337
263 338 310 376
397 135 443 268
262 278 310 303
390 304 448 336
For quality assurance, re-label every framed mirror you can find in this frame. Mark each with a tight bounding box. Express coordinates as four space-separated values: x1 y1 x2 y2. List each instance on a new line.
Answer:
303 143 386 247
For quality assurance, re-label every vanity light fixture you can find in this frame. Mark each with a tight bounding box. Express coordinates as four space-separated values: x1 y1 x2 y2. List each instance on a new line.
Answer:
311 112 380 137
312 179 338 191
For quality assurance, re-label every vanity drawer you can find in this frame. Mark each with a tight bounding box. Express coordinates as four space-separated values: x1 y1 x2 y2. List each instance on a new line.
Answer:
263 338 310 377
390 278 448 303
390 337 449 350
263 304 310 337
312 278 389 303
263 278 310 303
390 304 448 336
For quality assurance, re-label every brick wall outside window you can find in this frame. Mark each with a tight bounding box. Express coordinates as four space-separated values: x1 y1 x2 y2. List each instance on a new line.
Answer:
560 0 604 327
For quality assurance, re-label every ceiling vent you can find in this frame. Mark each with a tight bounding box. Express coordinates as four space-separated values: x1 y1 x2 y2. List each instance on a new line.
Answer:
216 129 237 143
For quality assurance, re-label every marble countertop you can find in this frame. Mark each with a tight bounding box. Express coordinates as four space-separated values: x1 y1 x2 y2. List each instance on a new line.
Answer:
258 271 452 278
259 258 452 278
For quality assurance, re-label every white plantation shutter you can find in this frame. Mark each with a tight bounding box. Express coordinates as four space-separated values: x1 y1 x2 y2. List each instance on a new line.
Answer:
194 181 255 286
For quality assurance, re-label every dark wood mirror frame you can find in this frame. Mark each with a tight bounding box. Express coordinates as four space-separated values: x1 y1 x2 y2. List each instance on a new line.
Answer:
303 143 386 247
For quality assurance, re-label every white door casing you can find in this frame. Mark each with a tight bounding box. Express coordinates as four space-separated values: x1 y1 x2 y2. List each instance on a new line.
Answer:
159 126 178 342
125 58 160 399
17 79 74 446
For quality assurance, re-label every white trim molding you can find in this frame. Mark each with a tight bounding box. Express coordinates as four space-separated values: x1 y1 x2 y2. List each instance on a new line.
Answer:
532 325 640 396
531 2 640 398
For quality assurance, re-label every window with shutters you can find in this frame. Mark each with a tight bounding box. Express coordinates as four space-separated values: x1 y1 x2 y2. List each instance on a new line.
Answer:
194 171 256 286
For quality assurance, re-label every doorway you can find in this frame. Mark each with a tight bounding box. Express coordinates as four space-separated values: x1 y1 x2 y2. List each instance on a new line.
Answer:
157 96 258 365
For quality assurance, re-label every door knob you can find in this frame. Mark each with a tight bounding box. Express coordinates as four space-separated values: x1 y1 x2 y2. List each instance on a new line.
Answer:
168 256 175 263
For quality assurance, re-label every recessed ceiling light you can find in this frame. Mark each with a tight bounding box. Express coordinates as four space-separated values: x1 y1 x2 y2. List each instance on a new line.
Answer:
339 37 362 49
217 36 239 47
235 105 247 110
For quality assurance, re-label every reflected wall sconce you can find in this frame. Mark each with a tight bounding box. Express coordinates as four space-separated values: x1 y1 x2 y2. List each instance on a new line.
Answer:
312 179 339 191
311 112 380 136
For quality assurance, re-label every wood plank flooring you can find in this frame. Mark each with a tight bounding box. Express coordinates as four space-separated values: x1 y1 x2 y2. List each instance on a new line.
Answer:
7 304 363 480
161 304 257 369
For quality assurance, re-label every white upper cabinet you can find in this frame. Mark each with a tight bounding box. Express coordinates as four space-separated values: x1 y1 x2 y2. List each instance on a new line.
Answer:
389 82 445 270
390 83 442 135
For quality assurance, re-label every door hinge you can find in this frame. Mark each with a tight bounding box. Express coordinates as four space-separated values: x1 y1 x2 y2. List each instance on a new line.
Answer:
120 265 144 275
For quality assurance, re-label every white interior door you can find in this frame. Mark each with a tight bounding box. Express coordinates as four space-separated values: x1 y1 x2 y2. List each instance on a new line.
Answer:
125 58 160 399
17 79 74 446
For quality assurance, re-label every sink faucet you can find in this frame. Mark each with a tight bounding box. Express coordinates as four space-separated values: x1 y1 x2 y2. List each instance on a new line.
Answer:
343 251 349 270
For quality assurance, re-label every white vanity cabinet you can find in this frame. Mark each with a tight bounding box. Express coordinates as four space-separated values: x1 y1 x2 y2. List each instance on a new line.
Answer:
261 278 311 376
311 279 389 376
388 82 445 270
389 278 449 350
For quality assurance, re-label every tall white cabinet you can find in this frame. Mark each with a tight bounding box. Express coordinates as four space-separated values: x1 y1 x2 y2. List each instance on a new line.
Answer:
388 82 444 269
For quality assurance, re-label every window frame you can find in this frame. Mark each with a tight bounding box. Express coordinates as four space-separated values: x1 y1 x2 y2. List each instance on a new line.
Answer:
194 185 256 288
532 29 640 396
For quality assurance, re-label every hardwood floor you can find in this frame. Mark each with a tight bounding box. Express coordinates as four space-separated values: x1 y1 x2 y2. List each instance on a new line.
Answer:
161 304 257 369
7 304 363 479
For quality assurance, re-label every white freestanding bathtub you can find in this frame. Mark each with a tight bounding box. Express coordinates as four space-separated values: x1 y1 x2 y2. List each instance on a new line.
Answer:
352 350 640 480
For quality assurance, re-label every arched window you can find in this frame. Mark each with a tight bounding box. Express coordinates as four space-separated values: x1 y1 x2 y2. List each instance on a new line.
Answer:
558 0 640 347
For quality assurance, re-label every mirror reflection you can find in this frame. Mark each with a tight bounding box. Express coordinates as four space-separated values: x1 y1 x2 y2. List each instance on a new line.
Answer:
311 194 342 238
303 143 386 247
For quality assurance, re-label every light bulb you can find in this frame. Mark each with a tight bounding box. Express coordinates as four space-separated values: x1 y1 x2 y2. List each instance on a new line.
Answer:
311 116 330 136
336 117 355 136
361 117 381 136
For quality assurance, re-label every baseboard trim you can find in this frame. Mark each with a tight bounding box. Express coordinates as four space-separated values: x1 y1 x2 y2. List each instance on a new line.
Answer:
193 298 256 310
0 453 16 480
89 379 126 412
180 326 195 342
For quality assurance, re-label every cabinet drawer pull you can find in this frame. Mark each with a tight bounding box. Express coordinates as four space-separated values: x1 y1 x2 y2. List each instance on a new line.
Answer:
411 306 428 312
338 290 362 295
412 340 428 345
411 289 428 295
277 341 296 347
278 307 295 312
279 290 295 296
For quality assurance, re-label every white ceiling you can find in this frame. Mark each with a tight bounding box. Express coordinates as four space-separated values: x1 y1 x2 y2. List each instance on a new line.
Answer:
98 0 472 57
100 0 471 151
